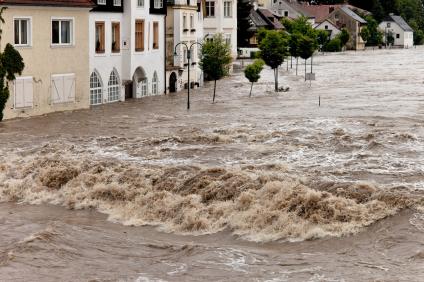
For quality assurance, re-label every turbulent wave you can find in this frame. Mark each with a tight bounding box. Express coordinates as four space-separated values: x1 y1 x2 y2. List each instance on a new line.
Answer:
1 143 422 242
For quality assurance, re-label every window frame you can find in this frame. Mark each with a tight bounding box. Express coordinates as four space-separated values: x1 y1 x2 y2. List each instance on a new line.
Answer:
223 1 232 18
154 0 163 9
51 17 74 46
113 0 121 6
13 17 32 47
97 0 106 5
111 22 121 53
137 0 144 8
95 21 106 54
135 19 145 52
205 1 215 18
153 21 159 50
108 70 120 102
90 71 103 106
152 72 158 95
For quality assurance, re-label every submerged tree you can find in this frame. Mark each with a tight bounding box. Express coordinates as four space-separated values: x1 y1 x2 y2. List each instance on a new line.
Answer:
298 35 316 81
200 34 232 103
258 30 288 92
244 59 264 97
0 8 25 121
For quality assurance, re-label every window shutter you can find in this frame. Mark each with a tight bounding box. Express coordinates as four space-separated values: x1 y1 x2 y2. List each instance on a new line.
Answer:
24 78 33 107
64 74 76 102
14 79 25 108
52 75 65 104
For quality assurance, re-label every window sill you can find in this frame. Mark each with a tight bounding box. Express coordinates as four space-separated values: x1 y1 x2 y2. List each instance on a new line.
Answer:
51 44 75 48
111 51 121 56
183 28 189 32
190 29 196 32
14 44 32 48
94 53 107 57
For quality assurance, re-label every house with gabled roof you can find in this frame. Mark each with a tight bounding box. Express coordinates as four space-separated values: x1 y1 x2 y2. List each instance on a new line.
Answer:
0 0 93 120
314 18 341 40
247 7 284 47
379 14 414 48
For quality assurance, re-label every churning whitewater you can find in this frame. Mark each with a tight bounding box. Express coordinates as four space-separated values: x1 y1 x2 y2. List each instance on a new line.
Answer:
1 48 424 281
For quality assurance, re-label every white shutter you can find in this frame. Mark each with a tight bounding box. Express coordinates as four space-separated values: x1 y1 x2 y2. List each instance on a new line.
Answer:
64 74 75 102
14 79 25 108
51 75 64 104
23 78 33 107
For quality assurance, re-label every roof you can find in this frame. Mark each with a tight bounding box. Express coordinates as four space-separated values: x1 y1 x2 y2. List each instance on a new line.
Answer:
384 14 413 32
257 8 284 29
249 9 268 29
340 5 367 24
0 0 94 7
300 4 369 23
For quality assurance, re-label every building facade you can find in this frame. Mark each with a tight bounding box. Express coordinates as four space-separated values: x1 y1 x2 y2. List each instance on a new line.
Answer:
165 0 204 93
203 0 237 57
1 0 92 120
89 0 166 106
379 14 414 48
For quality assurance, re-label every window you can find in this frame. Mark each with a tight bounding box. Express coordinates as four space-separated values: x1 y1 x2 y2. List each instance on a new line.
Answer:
137 0 144 7
113 0 121 6
387 23 391 28
206 1 215 17
141 79 148 97
154 0 163 8
190 14 194 29
95 22 105 53
52 19 73 45
153 22 159 49
183 48 188 64
224 1 232 18
112 22 120 53
14 18 31 46
14 77 33 108
396 34 400 39
51 73 75 104
325 25 328 30
135 20 145 52
108 70 120 102
225 34 231 46
98 0 106 4
183 14 187 30
90 72 103 105
284 11 289 17
152 72 158 95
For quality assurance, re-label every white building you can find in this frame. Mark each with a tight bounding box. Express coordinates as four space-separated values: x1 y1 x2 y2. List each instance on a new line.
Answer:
203 0 238 57
165 0 204 93
89 0 166 106
314 19 341 40
379 14 414 48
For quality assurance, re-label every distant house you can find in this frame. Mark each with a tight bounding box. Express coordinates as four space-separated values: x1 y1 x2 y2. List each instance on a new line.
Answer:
379 14 414 48
247 7 284 47
258 0 315 24
314 19 341 40
326 6 367 50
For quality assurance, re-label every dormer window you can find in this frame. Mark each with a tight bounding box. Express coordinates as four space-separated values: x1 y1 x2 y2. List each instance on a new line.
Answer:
98 0 106 5
387 23 391 28
113 0 121 6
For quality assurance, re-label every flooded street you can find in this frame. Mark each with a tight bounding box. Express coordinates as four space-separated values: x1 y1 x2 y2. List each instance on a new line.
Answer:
1 48 424 281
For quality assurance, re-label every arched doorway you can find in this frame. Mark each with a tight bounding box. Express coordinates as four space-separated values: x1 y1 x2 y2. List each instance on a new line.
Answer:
132 67 147 98
169 72 177 93
90 70 103 105
108 69 120 102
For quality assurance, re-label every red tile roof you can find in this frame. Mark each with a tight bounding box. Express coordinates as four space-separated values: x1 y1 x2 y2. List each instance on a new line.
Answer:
301 5 341 23
0 0 94 7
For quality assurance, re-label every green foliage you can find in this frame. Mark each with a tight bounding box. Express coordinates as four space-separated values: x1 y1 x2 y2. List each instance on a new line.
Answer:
244 59 265 97
360 26 371 42
237 0 254 47
337 29 350 46
200 34 232 81
316 30 330 49
387 32 395 45
244 59 264 83
414 30 424 45
324 38 342 52
0 44 25 121
298 35 315 60
361 16 383 46
258 30 288 70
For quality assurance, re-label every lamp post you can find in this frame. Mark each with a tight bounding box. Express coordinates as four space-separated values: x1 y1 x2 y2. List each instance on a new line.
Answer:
174 41 203 110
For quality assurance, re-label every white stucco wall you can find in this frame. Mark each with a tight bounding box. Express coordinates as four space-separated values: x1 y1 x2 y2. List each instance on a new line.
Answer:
379 21 414 48
315 20 341 40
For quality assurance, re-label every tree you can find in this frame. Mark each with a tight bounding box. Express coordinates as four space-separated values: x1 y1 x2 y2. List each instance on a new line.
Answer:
298 35 316 80
338 29 350 48
244 59 264 97
288 33 301 75
360 26 371 43
324 38 342 52
316 29 330 50
200 34 232 103
237 0 253 48
0 8 25 121
258 30 288 92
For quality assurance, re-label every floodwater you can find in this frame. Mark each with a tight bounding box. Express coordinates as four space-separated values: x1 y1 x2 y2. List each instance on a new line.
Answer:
1 48 424 281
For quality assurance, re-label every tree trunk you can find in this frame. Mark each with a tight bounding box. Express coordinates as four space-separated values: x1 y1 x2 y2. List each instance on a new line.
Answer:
305 59 307 81
249 82 253 97
274 68 279 92
296 58 298 76
290 56 293 69
212 80 217 103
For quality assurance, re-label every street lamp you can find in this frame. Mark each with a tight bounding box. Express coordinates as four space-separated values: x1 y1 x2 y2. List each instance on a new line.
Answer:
174 41 203 110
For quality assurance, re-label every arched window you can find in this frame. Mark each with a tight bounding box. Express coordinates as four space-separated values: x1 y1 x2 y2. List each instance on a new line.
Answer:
90 71 103 105
141 78 148 97
108 70 120 102
152 71 158 95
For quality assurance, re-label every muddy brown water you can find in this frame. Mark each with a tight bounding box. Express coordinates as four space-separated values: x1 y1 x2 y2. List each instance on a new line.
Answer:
1 48 424 281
